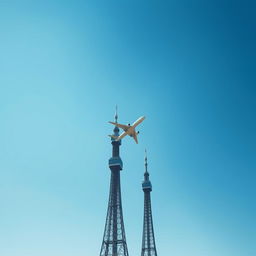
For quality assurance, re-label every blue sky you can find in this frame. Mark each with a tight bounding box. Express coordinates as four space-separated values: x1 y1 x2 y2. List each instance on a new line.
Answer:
0 1 255 256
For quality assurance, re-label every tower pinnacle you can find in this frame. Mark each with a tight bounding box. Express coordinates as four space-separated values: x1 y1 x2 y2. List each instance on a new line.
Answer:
144 149 150 184
115 105 118 123
113 105 120 136
145 149 148 172
142 150 151 190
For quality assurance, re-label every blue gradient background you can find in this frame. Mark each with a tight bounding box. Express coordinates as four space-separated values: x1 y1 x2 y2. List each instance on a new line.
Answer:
0 1 255 256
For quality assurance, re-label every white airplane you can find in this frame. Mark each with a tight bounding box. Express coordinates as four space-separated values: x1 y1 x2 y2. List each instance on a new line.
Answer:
109 116 146 144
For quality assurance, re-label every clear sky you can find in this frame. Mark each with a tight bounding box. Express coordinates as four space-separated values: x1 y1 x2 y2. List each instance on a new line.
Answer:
0 1 255 256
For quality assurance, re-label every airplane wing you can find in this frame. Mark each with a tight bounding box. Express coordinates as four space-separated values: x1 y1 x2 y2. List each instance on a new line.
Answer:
116 131 128 141
133 132 138 144
109 121 130 131
132 116 146 128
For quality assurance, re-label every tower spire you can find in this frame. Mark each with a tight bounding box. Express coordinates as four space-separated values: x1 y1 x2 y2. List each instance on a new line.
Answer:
145 149 148 172
113 105 120 136
144 149 149 181
115 105 118 123
141 153 158 256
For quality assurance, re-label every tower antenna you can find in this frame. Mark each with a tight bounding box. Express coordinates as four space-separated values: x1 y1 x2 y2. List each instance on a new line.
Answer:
115 105 118 123
145 149 148 173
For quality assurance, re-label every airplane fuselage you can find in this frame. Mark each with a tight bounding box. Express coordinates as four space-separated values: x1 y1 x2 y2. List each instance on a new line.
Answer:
109 116 145 144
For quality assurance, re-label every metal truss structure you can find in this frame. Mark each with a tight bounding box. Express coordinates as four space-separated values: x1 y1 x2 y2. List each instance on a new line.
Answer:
99 118 129 256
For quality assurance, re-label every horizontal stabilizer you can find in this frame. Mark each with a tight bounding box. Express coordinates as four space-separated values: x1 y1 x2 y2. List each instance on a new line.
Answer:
109 121 130 131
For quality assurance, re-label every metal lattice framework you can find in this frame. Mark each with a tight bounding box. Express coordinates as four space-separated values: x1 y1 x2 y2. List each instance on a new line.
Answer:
99 119 129 256
141 153 157 256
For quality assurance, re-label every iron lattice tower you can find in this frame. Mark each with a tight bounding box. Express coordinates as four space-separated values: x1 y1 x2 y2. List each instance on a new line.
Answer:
99 112 129 256
141 152 158 256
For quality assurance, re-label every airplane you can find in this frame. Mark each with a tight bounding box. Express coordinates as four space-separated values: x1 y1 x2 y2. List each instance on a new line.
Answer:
109 116 146 144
